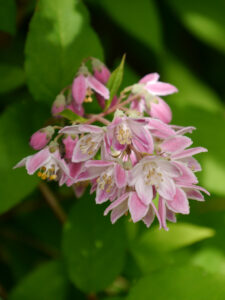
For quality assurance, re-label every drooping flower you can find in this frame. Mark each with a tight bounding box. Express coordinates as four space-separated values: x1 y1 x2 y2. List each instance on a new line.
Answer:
29 126 54 150
92 58 111 84
13 147 70 185
72 65 109 105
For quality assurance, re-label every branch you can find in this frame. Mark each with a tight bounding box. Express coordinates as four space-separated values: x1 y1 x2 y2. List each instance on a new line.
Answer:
39 182 67 224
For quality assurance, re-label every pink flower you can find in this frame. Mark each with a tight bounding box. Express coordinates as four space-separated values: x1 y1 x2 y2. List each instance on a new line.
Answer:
130 73 177 123
13 147 70 185
77 160 127 204
104 191 161 226
62 135 78 160
106 114 154 154
72 66 109 105
29 126 54 150
60 124 105 162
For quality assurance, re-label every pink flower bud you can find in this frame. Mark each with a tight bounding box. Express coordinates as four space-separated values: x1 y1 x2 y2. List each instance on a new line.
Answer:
29 126 54 150
92 58 110 84
63 135 78 160
51 94 66 116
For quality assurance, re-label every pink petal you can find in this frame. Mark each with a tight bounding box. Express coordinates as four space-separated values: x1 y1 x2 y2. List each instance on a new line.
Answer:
87 76 109 99
172 147 208 159
166 208 177 223
142 205 155 228
135 177 153 205
26 148 50 175
158 177 176 200
96 94 106 109
85 160 114 168
158 197 169 231
150 98 172 124
79 124 103 134
110 201 128 224
96 187 110 204
181 157 202 172
175 126 196 135
167 187 190 214
128 192 149 222
185 188 204 201
174 162 198 184
94 66 110 84
139 72 160 84
72 74 87 104
104 193 130 216
177 184 210 196
157 160 181 177
146 81 178 96
72 135 101 162
161 136 193 153
69 162 83 179
148 118 175 137
114 164 127 188
59 125 80 135
13 156 29 169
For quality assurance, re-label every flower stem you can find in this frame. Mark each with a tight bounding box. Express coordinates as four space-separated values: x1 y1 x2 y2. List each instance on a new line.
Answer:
39 182 67 224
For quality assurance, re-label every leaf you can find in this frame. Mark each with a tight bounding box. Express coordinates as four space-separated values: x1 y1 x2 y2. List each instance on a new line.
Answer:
0 100 49 214
25 0 103 104
106 54 126 109
191 247 225 275
9 261 69 300
0 64 26 94
162 55 223 113
137 223 215 253
127 265 225 300
0 0 16 35
96 0 163 53
166 0 225 53
59 109 87 122
62 195 127 293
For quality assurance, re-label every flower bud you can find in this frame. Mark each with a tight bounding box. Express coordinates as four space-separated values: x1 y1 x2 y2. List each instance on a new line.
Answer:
92 58 110 84
51 94 66 116
29 126 54 150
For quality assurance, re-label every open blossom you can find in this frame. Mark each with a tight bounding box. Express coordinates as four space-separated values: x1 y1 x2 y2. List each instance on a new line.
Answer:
130 73 177 123
13 147 71 185
72 66 109 105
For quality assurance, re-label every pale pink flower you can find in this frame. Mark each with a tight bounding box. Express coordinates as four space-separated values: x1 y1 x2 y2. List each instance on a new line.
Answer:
60 124 106 162
13 147 70 185
29 126 54 150
77 160 127 204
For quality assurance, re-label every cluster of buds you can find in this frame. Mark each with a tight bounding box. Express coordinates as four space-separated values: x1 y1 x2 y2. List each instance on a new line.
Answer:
14 57 209 230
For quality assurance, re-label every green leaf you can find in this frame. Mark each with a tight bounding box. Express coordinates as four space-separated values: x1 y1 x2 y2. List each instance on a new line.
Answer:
162 55 223 113
0 0 16 35
62 195 127 293
137 223 215 253
127 265 225 300
25 0 103 104
59 109 87 122
0 64 26 94
106 55 126 108
0 100 49 214
191 247 225 275
97 0 163 53
9 261 69 300
166 0 225 53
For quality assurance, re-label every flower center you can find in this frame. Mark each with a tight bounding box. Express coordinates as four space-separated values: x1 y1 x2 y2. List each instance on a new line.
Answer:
84 88 93 103
97 173 113 193
116 124 132 145
143 162 163 187
79 136 97 156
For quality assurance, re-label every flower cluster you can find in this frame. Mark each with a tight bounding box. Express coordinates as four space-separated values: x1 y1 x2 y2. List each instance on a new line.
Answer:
14 57 209 230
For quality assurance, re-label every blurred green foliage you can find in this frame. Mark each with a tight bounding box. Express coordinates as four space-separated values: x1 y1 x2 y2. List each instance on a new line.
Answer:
0 0 225 299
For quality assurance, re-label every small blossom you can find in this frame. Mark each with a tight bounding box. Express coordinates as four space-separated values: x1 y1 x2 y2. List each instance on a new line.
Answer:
51 94 66 116
92 58 111 84
29 126 54 150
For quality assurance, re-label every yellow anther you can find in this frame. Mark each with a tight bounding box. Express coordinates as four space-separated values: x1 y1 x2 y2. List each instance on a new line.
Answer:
49 175 57 181
84 96 93 103
37 171 43 177
41 173 47 180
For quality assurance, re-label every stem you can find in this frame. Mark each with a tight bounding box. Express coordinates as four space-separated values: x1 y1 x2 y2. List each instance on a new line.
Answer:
39 182 67 224
60 85 71 94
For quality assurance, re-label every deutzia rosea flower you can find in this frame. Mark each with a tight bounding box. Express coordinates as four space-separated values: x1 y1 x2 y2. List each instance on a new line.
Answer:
14 56 209 231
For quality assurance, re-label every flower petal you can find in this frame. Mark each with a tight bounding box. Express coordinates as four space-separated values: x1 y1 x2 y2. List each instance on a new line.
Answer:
146 82 178 96
79 124 103 133
72 74 87 104
135 177 153 205
128 192 148 222
142 205 155 228
174 161 198 184
158 176 176 200
26 148 50 175
114 164 127 188
161 136 193 153
172 147 208 159
110 201 128 224
158 197 168 230
167 187 190 214
139 72 160 84
150 98 172 124
87 76 109 99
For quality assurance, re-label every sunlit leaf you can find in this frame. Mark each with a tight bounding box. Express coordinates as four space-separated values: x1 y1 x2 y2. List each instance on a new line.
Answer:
25 0 103 104
59 109 87 122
